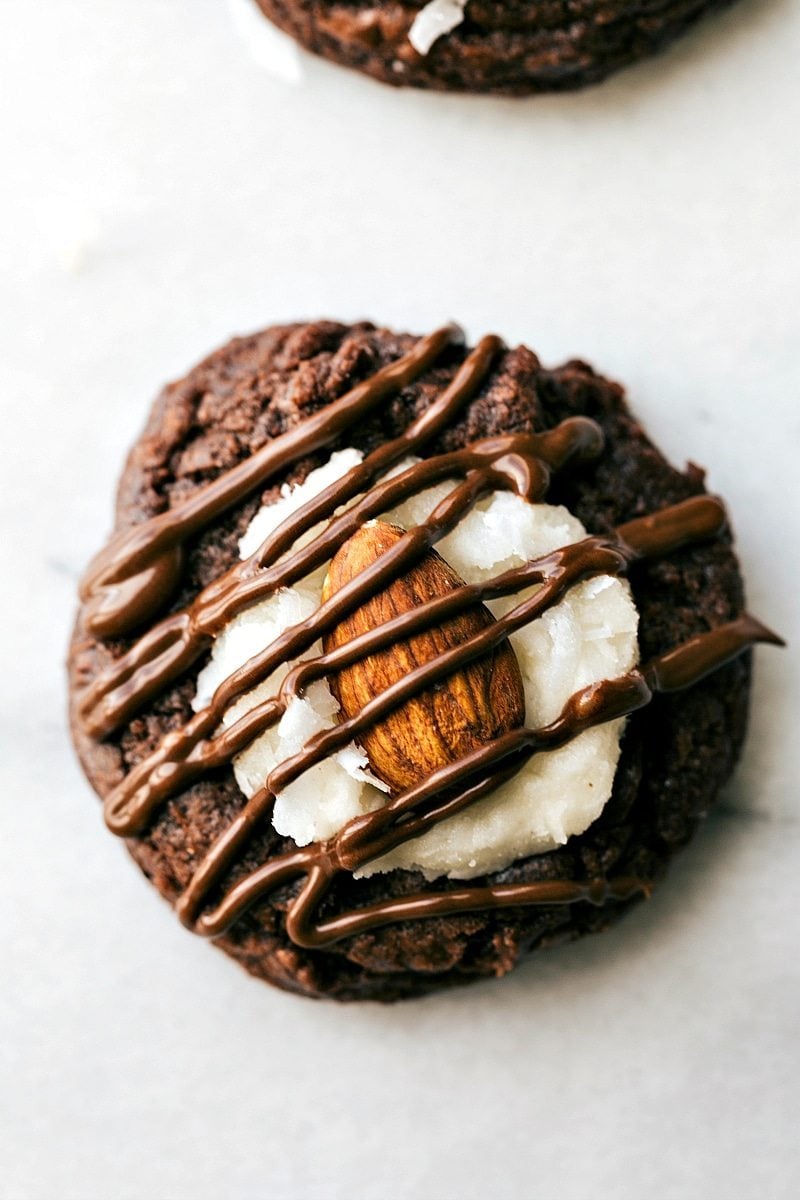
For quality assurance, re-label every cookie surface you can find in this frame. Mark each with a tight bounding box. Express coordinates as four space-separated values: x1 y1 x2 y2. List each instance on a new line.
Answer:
69 320 754 1001
253 0 735 94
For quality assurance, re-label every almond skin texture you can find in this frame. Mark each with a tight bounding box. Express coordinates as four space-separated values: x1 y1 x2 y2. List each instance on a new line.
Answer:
321 521 526 795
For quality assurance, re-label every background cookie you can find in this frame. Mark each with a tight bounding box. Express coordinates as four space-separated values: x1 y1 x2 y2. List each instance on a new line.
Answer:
253 0 736 93
68 320 770 1001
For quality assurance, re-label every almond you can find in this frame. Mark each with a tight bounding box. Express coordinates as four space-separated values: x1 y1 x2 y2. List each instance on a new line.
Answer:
321 521 526 794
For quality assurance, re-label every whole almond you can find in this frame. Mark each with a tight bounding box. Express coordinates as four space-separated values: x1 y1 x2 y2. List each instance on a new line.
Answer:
321 521 526 795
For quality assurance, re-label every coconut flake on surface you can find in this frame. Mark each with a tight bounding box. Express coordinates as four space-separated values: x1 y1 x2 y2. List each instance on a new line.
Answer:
408 0 467 55
194 448 640 879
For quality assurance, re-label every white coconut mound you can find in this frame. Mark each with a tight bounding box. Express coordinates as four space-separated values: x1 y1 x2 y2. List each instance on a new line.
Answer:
194 449 639 880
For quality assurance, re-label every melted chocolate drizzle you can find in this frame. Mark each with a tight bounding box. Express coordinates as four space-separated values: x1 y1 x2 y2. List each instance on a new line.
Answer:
78 326 782 949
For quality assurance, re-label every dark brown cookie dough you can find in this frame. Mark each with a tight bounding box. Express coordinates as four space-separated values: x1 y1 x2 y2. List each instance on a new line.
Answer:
68 321 751 1001
253 0 736 95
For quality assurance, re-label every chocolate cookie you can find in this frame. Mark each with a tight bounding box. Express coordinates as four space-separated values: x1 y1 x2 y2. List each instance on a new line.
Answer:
253 0 735 94
68 320 779 1002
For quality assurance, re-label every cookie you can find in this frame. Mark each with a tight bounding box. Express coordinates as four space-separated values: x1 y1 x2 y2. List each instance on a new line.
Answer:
253 0 735 94
68 320 779 1002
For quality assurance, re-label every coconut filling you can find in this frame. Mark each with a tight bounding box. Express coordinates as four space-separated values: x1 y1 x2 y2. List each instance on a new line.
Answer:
193 449 640 881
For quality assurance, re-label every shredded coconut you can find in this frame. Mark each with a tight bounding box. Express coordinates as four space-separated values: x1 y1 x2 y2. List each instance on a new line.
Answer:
195 449 639 880
408 0 467 55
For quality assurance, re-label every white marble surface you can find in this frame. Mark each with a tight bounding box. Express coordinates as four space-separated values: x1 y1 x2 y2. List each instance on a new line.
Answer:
1 2 799 1197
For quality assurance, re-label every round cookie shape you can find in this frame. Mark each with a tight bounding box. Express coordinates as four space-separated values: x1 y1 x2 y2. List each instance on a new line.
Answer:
68 320 772 1002
252 0 736 95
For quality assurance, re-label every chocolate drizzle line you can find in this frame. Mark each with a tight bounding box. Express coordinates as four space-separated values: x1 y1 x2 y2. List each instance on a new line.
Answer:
78 325 783 950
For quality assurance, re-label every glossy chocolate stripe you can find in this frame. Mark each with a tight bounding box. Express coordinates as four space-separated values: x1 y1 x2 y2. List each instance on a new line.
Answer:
78 325 782 951
81 338 552 738
82 418 600 740
102 421 602 832
193 616 776 945
103 493 727 838
104 537 621 836
644 613 784 691
81 323 463 638
285 877 652 951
